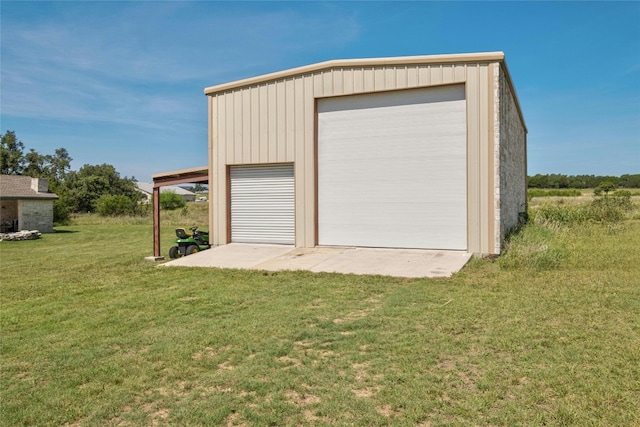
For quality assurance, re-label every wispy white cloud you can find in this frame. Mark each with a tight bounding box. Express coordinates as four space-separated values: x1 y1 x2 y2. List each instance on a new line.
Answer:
1 2 361 128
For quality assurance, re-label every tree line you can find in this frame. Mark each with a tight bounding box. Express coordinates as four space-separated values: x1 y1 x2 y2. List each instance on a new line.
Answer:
3 130 638 223
528 173 640 189
1 130 146 223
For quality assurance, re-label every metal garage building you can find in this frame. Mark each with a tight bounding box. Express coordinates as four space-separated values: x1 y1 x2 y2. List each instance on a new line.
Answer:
204 52 527 255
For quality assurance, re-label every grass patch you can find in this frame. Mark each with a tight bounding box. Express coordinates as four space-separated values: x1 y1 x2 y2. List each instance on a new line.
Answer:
499 222 570 270
2 202 640 426
69 202 209 228
528 188 583 198
531 192 635 225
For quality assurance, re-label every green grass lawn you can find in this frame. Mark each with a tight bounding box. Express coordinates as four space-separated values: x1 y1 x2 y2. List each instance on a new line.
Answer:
1 201 639 426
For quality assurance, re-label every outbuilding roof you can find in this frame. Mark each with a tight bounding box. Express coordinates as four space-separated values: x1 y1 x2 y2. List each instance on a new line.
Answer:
0 175 58 200
204 51 506 95
136 182 196 196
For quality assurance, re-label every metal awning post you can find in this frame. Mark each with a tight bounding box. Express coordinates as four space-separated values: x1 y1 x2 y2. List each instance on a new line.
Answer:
153 185 161 257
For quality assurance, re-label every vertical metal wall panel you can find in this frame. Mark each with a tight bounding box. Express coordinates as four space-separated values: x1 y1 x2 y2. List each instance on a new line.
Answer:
276 81 287 162
333 68 344 94
302 76 316 246
342 68 354 95
285 79 296 161
241 89 251 162
465 65 481 254
258 85 269 162
233 91 242 163
230 164 294 244
250 87 260 163
267 83 278 163
396 66 408 89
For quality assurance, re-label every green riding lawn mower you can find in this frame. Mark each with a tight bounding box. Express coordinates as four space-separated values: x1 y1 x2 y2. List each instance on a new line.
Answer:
168 226 211 259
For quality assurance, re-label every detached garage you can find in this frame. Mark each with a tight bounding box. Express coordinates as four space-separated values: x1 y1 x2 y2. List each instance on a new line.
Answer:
205 52 527 255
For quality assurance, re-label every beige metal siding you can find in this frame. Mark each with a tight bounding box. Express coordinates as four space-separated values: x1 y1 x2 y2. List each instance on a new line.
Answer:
207 54 519 254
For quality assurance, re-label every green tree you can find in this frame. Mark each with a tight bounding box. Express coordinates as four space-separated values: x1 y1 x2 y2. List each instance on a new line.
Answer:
23 149 47 177
567 175 596 189
594 181 616 196
65 164 143 212
527 174 547 188
2 130 72 182
546 174 569 189
528 174 638 189
193 183 208 193
48 148 72 182
0 130 26 174
618 174 640 188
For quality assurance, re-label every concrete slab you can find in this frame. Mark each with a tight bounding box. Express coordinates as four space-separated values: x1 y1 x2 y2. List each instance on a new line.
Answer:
160 243 294 269
161 243 472 278
253 246 350 271
309 247 472 278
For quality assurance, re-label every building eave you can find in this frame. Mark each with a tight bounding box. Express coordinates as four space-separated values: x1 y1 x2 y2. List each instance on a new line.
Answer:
152 166 209 187
0 195 59 200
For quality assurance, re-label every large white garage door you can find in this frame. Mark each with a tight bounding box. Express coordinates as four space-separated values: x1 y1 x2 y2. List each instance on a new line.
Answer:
230 164 294 244
318 85 467 250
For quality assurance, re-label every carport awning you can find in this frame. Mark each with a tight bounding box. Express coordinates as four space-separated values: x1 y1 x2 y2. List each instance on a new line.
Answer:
152 166 209 186
151 166 208 257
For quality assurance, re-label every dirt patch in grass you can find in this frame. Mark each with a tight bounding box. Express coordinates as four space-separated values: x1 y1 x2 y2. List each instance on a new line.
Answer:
149 407 169 426
192 344 232 360
334 307 378 323
276 355 302 368
218 361 236 370
192 347 216 360
377 403 403 418
436 359 479 391
285 390 321 406
224 412 247 427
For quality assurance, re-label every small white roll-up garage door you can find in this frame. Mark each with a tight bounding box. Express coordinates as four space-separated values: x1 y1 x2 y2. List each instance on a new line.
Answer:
230 164 294 244
318 85 467 250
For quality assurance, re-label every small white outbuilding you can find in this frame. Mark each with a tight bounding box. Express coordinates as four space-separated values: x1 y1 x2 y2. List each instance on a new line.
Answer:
204 52 527 255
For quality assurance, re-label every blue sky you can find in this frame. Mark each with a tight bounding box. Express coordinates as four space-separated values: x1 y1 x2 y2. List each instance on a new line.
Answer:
2 1 639 181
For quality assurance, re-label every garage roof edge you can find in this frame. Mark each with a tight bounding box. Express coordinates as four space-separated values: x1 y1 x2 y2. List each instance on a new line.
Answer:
204 52 505 95
152 166 208 180
152 166 209 187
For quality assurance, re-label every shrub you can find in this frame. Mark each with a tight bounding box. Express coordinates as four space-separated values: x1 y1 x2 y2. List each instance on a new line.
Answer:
159 191 186 210
532 191 633 226
95 194 136 216
532 204 591 225
589 192 633 222
612 189 633 198
53 197 71 225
